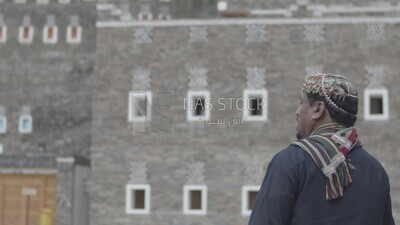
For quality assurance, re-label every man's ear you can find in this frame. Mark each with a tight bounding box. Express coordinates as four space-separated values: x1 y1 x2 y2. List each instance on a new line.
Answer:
311 101 326 120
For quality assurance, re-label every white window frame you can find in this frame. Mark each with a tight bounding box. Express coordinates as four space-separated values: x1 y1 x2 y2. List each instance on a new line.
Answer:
183 185 207 215
0 116 6 134
364 88 389 121
243 89 268 122
19 115 32 133
186 90 211 122
19 26 34 44
138 13 153 21
128 91 152 122
43 25 58 44
158 14 171 20
241 185 260 216
0 25 7 43
67 25 82 44
125 184 151 214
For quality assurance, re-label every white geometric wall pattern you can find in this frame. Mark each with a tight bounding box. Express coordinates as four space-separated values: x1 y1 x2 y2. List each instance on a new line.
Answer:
120 3 132 21
188 65 208 90
385 11 400 17
245 164 264 184
305 65 324 76
132 68 151 91
366 24 385 41
186 162 205 184
246 67 266 89
303 24 325 42
188 26 208 43
133 27 153 44
365 65 386 88
129 162 148 183
245 25 266 43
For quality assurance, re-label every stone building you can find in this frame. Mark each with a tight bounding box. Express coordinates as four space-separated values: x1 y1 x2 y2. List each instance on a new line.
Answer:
0 0 400 225
93 1 400 225
0 0 95 224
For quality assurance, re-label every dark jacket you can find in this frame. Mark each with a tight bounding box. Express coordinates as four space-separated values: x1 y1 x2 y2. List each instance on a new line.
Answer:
249 145 395 225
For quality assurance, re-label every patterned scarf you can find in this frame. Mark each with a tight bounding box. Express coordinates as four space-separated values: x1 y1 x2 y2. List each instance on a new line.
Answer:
292 122 361 200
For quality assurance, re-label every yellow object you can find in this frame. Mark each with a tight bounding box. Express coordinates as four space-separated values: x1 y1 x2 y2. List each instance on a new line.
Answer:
40 208 53 225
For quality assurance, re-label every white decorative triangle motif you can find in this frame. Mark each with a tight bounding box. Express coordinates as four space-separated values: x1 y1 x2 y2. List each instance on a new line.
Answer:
129 162 148 183
186 162 205 184
247 67 266 89
132 68 151 90
365 65 385 88
133 27 153 44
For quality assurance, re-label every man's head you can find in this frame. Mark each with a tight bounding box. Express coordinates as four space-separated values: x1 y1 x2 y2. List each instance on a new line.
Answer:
296 74 358 139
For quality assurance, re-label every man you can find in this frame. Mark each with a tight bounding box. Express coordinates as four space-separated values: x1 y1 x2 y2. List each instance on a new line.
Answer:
249 74 395 225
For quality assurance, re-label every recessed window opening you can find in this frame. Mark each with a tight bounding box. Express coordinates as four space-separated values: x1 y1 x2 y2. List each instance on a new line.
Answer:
194 98 205 116
249 97 263 116
370 96 383 115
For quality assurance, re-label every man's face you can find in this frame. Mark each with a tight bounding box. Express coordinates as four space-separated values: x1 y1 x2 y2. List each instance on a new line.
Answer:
296 92 315 139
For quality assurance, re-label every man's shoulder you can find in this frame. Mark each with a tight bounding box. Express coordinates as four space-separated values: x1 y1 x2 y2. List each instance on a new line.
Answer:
271 144 313 168
351 147 388 172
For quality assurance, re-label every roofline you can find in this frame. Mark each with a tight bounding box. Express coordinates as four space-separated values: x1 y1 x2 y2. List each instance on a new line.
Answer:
97 17 400 28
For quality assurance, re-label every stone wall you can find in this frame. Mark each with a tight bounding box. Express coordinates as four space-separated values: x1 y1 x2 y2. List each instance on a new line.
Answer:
0 0 96 157
0 1 95 224
92 19 400 225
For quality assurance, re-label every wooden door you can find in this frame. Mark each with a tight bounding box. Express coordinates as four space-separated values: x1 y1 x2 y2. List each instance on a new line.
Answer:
0 174 57 225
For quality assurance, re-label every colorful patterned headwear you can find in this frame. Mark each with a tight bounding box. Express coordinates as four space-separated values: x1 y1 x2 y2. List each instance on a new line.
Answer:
302 74 358 118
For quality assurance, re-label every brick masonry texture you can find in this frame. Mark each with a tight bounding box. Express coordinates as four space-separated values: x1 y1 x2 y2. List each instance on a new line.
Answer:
0 0 400 224
92 23 400 225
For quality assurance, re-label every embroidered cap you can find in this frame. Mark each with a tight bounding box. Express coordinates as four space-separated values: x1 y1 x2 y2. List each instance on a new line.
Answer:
302 74 358 118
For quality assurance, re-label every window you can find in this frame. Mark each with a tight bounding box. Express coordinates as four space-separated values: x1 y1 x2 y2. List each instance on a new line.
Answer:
186 90 211 122
158 13 171 20
0 143 2 154
19 16 33 44
19 26 33 43
43 15 57 44
67 26 82 44
243 89 268 121
125 184 150 214
0 25 6 43
138 3 153 20
364 88 389 120
183 185 207 215
0 116 6 134
138 13 153 21
241 185 260 216
128 91 152 122
19 115 32 133
59 0 70 4
158 5 171 20
43 26 58 44
67 16 82 44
